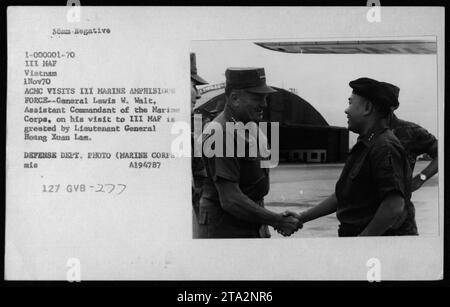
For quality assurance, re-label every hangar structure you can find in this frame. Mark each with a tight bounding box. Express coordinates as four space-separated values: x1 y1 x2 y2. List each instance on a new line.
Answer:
194 85 348 163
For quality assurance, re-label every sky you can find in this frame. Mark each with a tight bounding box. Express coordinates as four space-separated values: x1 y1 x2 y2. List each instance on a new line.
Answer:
192 40 439 147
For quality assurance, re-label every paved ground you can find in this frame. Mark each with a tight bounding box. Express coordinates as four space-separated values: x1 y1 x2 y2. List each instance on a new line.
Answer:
265 161 440 238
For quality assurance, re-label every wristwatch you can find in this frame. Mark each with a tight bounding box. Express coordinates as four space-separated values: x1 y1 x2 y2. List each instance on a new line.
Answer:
419 173 427 181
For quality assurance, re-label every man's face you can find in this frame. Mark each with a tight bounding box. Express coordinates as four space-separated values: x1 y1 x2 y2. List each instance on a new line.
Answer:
345 93 368 133
191 80 201 112
231 90 268 123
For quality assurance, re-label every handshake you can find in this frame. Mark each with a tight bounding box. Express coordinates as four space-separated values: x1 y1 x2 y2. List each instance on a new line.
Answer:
273 211 305 237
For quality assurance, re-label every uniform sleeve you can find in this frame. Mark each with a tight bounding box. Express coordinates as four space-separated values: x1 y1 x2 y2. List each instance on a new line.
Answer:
204 156 240 182
369 143 408 202
404 125 438 158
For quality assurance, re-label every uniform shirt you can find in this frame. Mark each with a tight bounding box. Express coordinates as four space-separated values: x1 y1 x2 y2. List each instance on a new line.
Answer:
390 114 438 172
191 110 220 183
335 127 418 236
192 114 212 238
191 115 207 207
198 112 270 238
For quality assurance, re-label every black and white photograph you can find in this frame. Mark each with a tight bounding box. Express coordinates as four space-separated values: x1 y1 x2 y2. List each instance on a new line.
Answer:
4 5 445 282
191 37 439 239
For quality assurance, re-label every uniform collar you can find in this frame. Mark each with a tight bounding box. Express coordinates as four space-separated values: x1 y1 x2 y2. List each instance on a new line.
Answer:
389 113 400 128
357 126 389 147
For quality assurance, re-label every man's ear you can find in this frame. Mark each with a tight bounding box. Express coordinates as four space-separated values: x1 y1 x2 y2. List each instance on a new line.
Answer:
363 99 374 116
229 91 240 107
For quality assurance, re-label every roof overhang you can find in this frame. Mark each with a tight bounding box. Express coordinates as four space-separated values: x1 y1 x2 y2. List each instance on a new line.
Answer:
254 39 437 54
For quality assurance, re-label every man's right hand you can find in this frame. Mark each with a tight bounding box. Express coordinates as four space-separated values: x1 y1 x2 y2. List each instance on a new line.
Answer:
274 214 302 237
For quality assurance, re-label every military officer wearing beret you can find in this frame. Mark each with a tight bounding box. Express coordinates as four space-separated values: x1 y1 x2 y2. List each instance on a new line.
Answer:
190 53 208 238
197 67 301 238
381 82 438 192
283 77 418 236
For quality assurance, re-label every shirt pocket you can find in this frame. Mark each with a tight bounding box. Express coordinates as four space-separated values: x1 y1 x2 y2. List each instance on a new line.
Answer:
349 149 370 180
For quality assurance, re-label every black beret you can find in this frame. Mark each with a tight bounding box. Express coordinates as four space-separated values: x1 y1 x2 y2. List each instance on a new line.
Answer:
380 81 400 110
349 77 399 109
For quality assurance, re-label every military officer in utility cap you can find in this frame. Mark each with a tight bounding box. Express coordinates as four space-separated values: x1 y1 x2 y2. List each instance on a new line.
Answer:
197 67 302 238
282 77 418 236
381 81 438 192
190 52 208 238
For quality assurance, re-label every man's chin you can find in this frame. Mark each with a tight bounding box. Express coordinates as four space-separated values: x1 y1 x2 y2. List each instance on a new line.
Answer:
347 125 358 133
